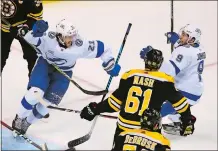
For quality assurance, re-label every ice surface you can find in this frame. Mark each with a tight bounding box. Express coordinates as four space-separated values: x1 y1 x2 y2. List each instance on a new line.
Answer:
1 1 217 150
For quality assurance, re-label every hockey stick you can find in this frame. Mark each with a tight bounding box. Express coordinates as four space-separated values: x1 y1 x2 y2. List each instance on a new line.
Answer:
67 23 132 148
47 105 117 119
170 0 174 52
166 0 174 53
1 120 48 150
1 17 107 96
34 91 117 120
51 64 108 96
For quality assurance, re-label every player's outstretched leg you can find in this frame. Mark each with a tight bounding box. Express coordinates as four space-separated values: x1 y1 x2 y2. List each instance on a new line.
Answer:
12 57 50 135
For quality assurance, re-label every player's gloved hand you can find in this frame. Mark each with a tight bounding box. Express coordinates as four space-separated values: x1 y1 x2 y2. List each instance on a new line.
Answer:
180 114 196 136
10 24 29 38
32 20 49 37
102 58 121 77
165 32 180 45
17 24 29 37
140 46 153 59
80 102 100 121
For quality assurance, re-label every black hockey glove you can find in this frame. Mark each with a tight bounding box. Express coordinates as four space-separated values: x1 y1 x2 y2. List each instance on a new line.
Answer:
10 24 29 38
80 102 100 121
180 114 196 136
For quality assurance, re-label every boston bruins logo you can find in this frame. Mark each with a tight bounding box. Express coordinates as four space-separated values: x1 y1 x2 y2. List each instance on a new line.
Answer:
1 0 17 18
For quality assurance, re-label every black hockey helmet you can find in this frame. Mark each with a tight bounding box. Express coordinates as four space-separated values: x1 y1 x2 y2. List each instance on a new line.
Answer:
144 46 163 71
140 108 162 131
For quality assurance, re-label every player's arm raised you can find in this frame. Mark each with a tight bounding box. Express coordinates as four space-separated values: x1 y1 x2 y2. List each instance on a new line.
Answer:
163 82 196 136
22 20 48 47
82 39 121 77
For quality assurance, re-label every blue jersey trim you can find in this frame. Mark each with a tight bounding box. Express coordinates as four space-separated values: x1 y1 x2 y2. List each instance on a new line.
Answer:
58 63 76 71
169 60 181 75
179 90 202 101
96 40 104 58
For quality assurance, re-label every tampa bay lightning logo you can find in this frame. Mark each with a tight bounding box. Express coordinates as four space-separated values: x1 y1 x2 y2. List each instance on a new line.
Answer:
48 31 56 39
45 52 67 65
75 39 83 47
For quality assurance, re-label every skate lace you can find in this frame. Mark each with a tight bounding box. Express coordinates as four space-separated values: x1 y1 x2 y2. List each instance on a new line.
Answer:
22 118 31 132
14 117 23 129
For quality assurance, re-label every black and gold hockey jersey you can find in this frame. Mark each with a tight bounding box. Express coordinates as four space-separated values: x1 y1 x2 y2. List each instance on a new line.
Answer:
113 128 170 151
97 69 190 131
1 0 43 32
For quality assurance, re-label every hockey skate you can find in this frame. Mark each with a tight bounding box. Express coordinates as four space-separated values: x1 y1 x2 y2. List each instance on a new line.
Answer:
162 114 181 135
12 114 23 137
12 114 31 137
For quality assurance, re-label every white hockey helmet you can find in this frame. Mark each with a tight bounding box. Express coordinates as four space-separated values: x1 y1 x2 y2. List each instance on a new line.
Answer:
56 19 78 37
179 24 202 44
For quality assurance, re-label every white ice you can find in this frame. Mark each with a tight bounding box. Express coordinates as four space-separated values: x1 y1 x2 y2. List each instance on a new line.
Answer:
1 1 217 150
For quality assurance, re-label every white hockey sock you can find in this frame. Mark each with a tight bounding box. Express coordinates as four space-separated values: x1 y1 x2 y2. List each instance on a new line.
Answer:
17 87 45 119
26 112 38 124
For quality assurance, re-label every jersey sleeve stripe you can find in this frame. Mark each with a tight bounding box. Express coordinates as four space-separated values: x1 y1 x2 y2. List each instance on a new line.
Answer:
169 60 181 75
109 98 121 109
172 97 186 107
96 40 104 58
176 103 189 113
28 11 43 17
27 14 43 20
12 20 27 27
108 98 120 112
117 119 141 129
173 100 188 111
110 95 122 105
118 115 141 125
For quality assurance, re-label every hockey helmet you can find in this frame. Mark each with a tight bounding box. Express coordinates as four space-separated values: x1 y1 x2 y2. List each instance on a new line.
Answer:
140 108 162 131
179 24 201 44
143 46 163 71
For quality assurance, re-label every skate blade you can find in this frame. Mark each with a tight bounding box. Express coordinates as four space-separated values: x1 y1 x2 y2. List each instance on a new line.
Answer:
162 124 180 136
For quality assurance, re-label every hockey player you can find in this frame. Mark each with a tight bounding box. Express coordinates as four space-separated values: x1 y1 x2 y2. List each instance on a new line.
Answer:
1 0 43 77
11 19 121 136
80 47 196 150
140 24 205 133
112 108 170 151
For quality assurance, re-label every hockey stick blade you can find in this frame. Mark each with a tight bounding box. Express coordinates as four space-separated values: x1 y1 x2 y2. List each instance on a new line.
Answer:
67 23 132 148
52 64 108 96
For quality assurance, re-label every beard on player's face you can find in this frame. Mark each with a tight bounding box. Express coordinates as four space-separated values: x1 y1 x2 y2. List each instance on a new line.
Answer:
62 36 73 48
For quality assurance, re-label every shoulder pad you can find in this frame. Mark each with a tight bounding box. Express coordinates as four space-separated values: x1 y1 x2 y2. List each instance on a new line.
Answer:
121 69 145 80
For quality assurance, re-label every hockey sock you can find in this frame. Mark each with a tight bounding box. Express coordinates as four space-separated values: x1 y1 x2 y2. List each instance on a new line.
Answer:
17 87 45 119
27 103 49 124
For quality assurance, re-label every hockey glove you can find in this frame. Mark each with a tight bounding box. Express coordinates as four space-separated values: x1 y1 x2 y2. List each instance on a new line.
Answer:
140 46 153 59
32 20 49 37
180 114 196 136
165 32 180 45
102 58 121 77
80 102 100 121
10 24 29 38
17 24 29 37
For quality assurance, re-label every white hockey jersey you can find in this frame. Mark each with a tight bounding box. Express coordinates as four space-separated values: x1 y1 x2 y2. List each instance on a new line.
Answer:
24 29 114 71
160 43 206 99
